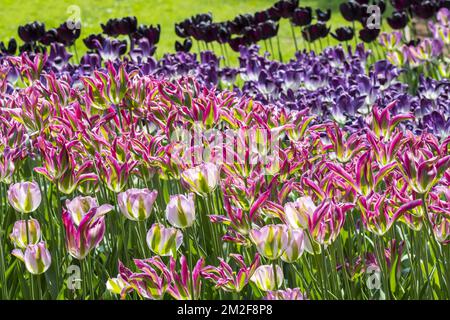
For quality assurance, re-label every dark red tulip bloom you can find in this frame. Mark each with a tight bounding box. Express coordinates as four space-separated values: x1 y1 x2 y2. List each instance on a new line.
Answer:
387 11 409 29
359 27 380 43
340 1 361 22
83 34 106 50
291 7 312 27
412 1 436 19
331 27 355 42
175 38 192 52
316 9 332 22
0 38 17 55
18 21 45 43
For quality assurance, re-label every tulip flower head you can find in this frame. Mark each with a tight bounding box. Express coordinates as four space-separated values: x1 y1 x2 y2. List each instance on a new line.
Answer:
62 196 113 259
250 264 283 292
9 219 41 249
284 197 317 229
249 224 290 260
118 188 158 221
181 162 220 196
8 181 42 214
12 242 51 275
166 193 196 228
281 229 305 263
146 223 183 256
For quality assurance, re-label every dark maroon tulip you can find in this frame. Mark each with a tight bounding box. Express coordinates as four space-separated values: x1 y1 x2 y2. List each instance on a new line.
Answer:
272 0 299 19
340 1 361 22
175 23 188 38
101 16 137 37
18 21 45 43
387 11 409 29
390 0 411 11
302 22 330 42
355 0 370 3
359 27 380 43
316 9 331 22
134 25 161 46
259 21 279 40
175 38 192 52
40 29 58 46
217 24 231 44
291 7 312 26
254 10 270 23
412 1 436 19
331 27 355 42
83 34 105 50
0 38 17 55
55 23 81 46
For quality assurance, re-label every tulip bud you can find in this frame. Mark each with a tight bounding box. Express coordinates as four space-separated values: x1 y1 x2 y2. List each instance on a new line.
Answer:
12 242 52 275
9 219 41 249
250 265 283 291
118 188 158 221
65 196 99 226
284 197 316 229
62 196 113 259
281 229 305 263
8 181 42 214
181 162 220 197
166 194 196 228
146 223 183 256
249 224 290 260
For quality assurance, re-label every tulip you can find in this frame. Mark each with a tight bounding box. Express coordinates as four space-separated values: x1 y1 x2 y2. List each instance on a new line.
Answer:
117 188 158 221
8 181 42 214
62 196 113 259
180 162 220 196
202 254 260 293
9 219 41 249
331 27 354 42
101 16 138 37
340 1 361 22
166 193 196 228
391 0 411 11
284 196 316 229
95 153 137 193
412 1 436 19
387 11 409 30
129 258 171 300
249 224 290 260
55 22 80 46
379 31 403 51
18 21 45 43
250 265 283 291
264 288 306 300
316 9 331 22
398 152 450 195
358 193 422 235
359 28 380 43
291 7 312 27
428 187 450 244
309 200 354 245
12 242 51 275
146 223 183 256
175 38 192 53
106 261 133 299
0 38 17 55
281 229 305 263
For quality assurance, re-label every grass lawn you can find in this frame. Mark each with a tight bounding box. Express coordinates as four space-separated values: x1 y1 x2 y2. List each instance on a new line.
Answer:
0 0 352 61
